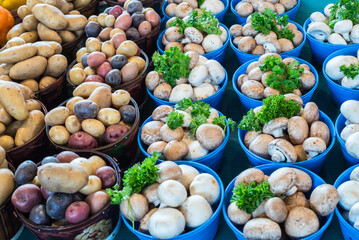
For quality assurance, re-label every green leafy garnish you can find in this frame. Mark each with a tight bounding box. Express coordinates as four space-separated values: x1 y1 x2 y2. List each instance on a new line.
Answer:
340 64 359 79
212 116 236 132
197 0 205 7
152 46 191 87
250 8 294 41
167 111 184 130
238 95 301 131
169 9 222 35
328 0 359 28
230 181 277 214
259 56 304 94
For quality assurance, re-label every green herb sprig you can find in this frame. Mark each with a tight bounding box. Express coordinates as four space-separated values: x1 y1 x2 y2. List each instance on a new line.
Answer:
230 181 277 214
167 111 184 130
197 0 205 7
250 8 294 41
212 116 236 132
340 64 359 79
238 94 301 132
259 56 304 94
329 0 359 28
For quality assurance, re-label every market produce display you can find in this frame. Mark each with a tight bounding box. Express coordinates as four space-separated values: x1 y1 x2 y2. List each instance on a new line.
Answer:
164 0 225 18
234 0 298 17
0 146 15 205
339 100 359 159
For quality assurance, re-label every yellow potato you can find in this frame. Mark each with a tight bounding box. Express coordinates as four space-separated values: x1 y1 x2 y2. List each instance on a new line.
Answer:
26 99 42 111
45 0 73 14
0 44 37 64
5 81 34 100
5 37 26 49
70 157 93 175
84 66 95 76
0 75 11 81
49 125 70 145
101 41 115 58
81 119 105 137
9 56 47 80
65 115 81 133
26 0 45 10
32 42 55 58
69 67 86 85
0 107 12 125
0 81 28 121
110 28 125 38
88 86 112 109
38 23 62 44
39 76 57 90
0 159 8 169
112 89 131 108
45 106 70 126
73 0 91 8
73 82 111 98
73 63 84 69
0 135 14 150
0 63 14 75
97 13 108 27
97 108 121 126
86 37 101 53
0 122 5 135
88 155 107 174
0 169 15 205
65 15 88 31
44 54 68 78
23 14 39 31
128 56 146 72
5 120 24 138
17 5 32 19
69 10 80 15
15 110 45 146
32 176 41 186
76 47 88 63
59 30 76 43
66 96 83 114
88 15 98 22
42 41 62 54
20 31 39 43
79 175 102 195
6 24 26 41
32 3 68 30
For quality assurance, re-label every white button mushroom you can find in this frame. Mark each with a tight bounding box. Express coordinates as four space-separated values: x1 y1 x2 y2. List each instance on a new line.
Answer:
199 0 225 14
309 184 339 216
227 202 251 225
169 84 194 102
184 43 205 54
307 22 331 42
188 65 208 87
185 140 209 160
219 26 227 42
345 132 359 159
182 130 196 146
192 83 215 100
249 134 275 159
284 207 319 238
310 12 327 23
142 183 161 206
268 167 297 196
180 195 213 228
341 100 359 124
350 166 359 181
334 20 353 42
202 34 223 53
148 208 186 239
230 24 243 37
324 3 334 17
178 164 200 189
268 139 297 163
175 110 191 127
350 24 359 43
158 180 187 207
325 56 358 81
157 161 183 183
206 108 219 123
190 173 220 204
205 60 226 85
349 202 359 229
243 218 281 240
265 197 288 223
141 121 164 145
328 33 347 45
310 121 330 146
263 40 281 53
342 75 359 89
303 137 327 159
241 80 265 99
337 180 359 210
120 193 149 221
139 208 158 233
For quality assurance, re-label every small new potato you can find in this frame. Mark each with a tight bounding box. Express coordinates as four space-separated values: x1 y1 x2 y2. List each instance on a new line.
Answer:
76 47 88 63
66 96 84 114
101 41 115 58
104 124 129 143
79 175 102 195
96 166 116 188
56 151 80 163
45 106 71 126
26 99 41 111
59 30 76 43
65 201 90 224
87 52 107 68
97 108 121 126
116 40 138 57
0 169 15 206
85 191 109 214
0 135 14 150
73 100 99 119
128 56 146 72
81 119 106 137
44 54 68 78
68 131 98 149
49 126 71 145
70 157 93 175
112 90 131 108
88 155 106 174
70 68 87 85
21 80 39 92
121 62 139 83
86 38 101 52
15 160 37 185
65 115 82 133
39 76 57 90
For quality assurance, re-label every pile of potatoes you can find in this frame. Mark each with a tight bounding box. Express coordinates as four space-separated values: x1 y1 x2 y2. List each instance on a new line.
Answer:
11 151 117 227
235 0 298 18
0 146 15 206
140 104 226 160
85 2 160 41
46 83 137 149
0 42 67 92
7 1 88 45
146 52 225 102
68 40 146 87
0 81 45 151
165 0 225 18
121 161 220 239
227 167 338 239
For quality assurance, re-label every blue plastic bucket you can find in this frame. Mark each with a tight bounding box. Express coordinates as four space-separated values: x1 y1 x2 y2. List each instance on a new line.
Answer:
322 46 359 107
238 110 335 173
161 0 229 23
223 163 334 240
334 164 359 240
232 57 319 112
230 21 306 65
138 110 230 171
122 160 224 240
157 23 230 64
335 114 359 167
147 68 228 109
230 0 300 24
304 18 359 65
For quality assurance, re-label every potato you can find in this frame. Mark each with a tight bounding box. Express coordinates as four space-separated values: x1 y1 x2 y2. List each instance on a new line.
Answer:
0 82 28 121
112 89 131 108
97 108 121 126
46 0 73 14
26 99 42 111
101 41 115 58
15 110 45 146
23 15 39 31
0 106 12 125
110 28 125 38
39 76 57 90
66 96 84 114
9 56 47 80
76 47 88 63
38 163 89 193
74 0 91 8
70 157 92 175
121 62 139 83
86 38 101 53
69 10 80 15
45 106 70 126
0 159 8 169
38 23 62 44
73 63 84 69
26 0 45 10
97 13 108 27
6 81 34 100
88 86 112 109
0 135 14 150
99 27 112 41
88 156 106 174
116 40 138 57
81 119 106 137
65 115 82 133
73 82 111 98
0 75 11 81
32 4 68 30
20 31 39 43
59 30 76 43
79 175 102 195
87 52 106 68
69 68 86 85
0 146 5 165
0 123 5 135
17 5 32 19
6 24 26 41
84 66 96 76
68 131 98 149
0 44 37 64
0 169 15 205
44 41 62 54
65 15 88 31
0 63 14 75
128 56 146 72
49 125 70 145
44 54 68 78
32 42 55 58
5 37 26 49
5 121 24 138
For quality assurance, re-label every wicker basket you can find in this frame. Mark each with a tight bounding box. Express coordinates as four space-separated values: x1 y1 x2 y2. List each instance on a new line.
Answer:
62 32 85 62
10 9 21 24
134 24 161 57
76 0 99 17
14 151 121 240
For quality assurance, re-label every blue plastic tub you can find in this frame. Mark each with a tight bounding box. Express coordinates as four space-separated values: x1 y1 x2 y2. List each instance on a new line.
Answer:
147 68 228 109
230 0 300 24
223 163 334 240
161 0 229 23
122 160 224 240
334 164 359 240
335 114 359 167
238 110 335 173
304 18 359 65
232 57 319 112
230 21 306 65
322 46 359 107
157 23 230 64
138 110 230 171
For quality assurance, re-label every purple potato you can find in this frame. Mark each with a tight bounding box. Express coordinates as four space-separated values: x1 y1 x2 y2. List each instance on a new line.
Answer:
15 160 37 185
42 156 59 165
46 193 73 220
125 27 140 40
29 204 52 225
105 69 122 87
85 21 102 38
131 12 145 28
127 1 143 14
73 100 99 119
96 166 117 188
110 54 128 69
119 105 136 123
41 186 54 200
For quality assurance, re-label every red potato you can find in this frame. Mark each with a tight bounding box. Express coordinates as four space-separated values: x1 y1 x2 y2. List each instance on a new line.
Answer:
104 124 129 143
56 151 80 163
99 28 113 41
138 21 152 36
111 33 127 49
65 201 90 224
109 6 123 18
97 62 113 79
96 166 117 188
41 186 54 200
114 13 132 30
12 184 42 213
85 75 105 83
68 131 98 149
85 191 109 214
145 10 160 27
87 52 107 68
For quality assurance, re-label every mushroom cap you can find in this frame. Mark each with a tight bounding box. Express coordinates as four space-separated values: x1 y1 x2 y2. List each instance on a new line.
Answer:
284 93 303 105
178 164 200 189
265 197 288 223
252 45 265 55
242 23 259 37
186 51 199 69
237 36 256 53
325 56 358 81
169 84 194 102
279 0 297 10
334 20 353 35
268 167 297 195
184 27 203 44
268 139 297 163
202 34 223 53
165 26 184 42
310 184 339 217
310 121 330 146
247 67 263 81
252 198 268 218
288 116 309 145
160 124 184 142
157 161 183 183
292 168 312 192
258 2 275 13
139 208 158 233
120 193 149 221
205 60 226 85
158 179 187 207
345 132 359 159
338 180 359 210
254 31 277 45
310 12 327 23
244 130 262 148
284 191 310 211
227 202 251 225
154 83 172 100
350 24 359 43
175 2 193 18
163 140 188 160
148 208 185 239
303 137 327 158
294 144 307 162
324 3 334 17
195 123 224 150
184 43 205 54
301 70 316 91
152 105 174 122
146 71 160 91
274 2 285 14
263 40 281 53
188 65 208 87
301 102 320 125
243 218 281 240
328 33 347 45
249 134 275 159
293 29 304 47
307 22 331 42
341 75 359 89
350 166 359 181
284 207 319 238
185 140 209 160
241 80 265 99
349 202 359 226
147 141 167 158
189 173 220 204
180 195 213 228
258 53 281 64
141 121 164 145
142 183 160 206
341 100 359 124
230 24 243 37
278 38 294 52
236 2 254 17
246 61 260 73
206 108 220 123
165 42 184 52
263 117 289 138
234 168 265 187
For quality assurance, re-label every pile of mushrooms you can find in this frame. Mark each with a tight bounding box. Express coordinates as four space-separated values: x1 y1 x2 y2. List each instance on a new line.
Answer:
227 167 339 239
307 5 359 44
165 0 225 18
140 104 226 161
163 18 227 54
146 53 225 102
339 100 359 159
230 19 303 55
237 54 316 99
235 0 298 17
325 54 359 89
245 101 331 162
120 161 220 239
337 166 359 230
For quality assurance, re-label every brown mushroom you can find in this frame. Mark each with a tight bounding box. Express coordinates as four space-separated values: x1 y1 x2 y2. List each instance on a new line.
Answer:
282 57 298 66
237 74 248 88
288 116 309 145
175 2 193 18
152 105 174 122
263 117 288 138
263 87 280 98
300 64 311 72
301 71 316 91
141 121 164 145
233 36 244 46
265 197 288 223
160 124 184 142
292 168 312 192
242 23 259 37
157 161 182 183
261 71 272 87
258 2 275 12
244 131 262 148
254 31 277 45
165 42 184 51
284 207 319 238
294 144 307 162
237 36 256 53
252 45 265 55
227 202 251 225
258 53 281 64
235 2 254 17
293 88 302 96
230 24 243 37
303 137 326 159
279 0 297 11
183 43 205 54
284 93 303 106
185 51 199 69
268 139 297 162
247 67 263 81
274 3 285 14
243 218 281 240
147 141 167 158
142 184 160 206
268 167 297 195
246 61 259 73
278 38 294 52
146 71 160 91
235 168 265 187
252 199 269 218
196 124 224 150
154 83 172 100
241 80 264 99
165 26 184 42
310 184 339 216
310 121 330 146
249 134 275 159
139 208 158 233
292 29 304 47
284 192 310 212
163 140 189 160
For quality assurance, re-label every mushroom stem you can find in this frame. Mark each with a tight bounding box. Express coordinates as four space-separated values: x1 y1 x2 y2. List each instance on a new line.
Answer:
307 151 319 159
286 186 297 196
271 151 286 162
